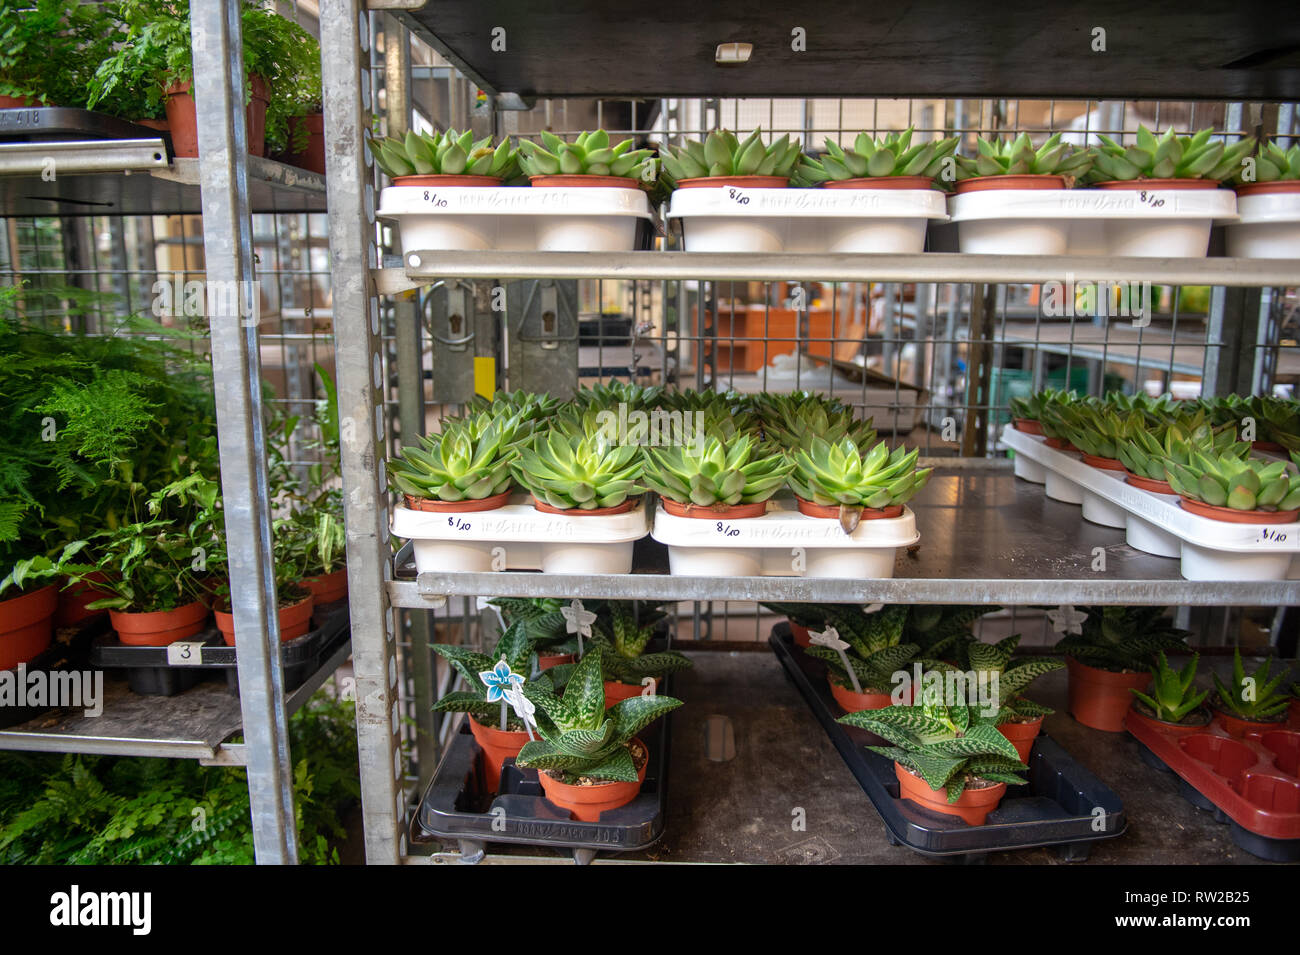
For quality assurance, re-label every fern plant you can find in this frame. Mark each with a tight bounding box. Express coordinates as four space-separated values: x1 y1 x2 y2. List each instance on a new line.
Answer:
1054 606 1191 673
1212 647 1292 722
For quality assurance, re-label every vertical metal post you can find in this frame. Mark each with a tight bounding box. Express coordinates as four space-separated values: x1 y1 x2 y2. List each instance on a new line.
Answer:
321 0 403 864
190 0 296 864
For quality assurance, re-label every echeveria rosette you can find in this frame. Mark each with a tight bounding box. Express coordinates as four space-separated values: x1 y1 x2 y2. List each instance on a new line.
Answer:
752 391 877 452
373 128 519 180
1193 394 1300 453
1115 412 1245 483
953 132 1094 182
511 423 644 511
1164 451 1300 513
1048 401 1128 459
1085 125 1255 184
516 649 682 783
1232 140 1300 186
660 128 803 183
468 389 560 424
386 410 525 503
571 380 665 413
789 437 931 509
518 129 656 180
841 701 1028 803
1213 647 1292 721
641 433 793 507
793 127 959 186
1131 651 1209 723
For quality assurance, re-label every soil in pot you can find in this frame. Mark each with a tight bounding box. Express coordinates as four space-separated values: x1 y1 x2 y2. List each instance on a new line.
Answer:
604 677 658 705
675 175 789 189
894 763 1007 825
997 714 1045 761
302 567 348 605
403 490 511 512
1178 496 1300 525
1013 418 1043 435
164 75 269 158
215 591 314 646
531 497 637 516
1125 471 1175 494
537 738 649 822
528 174 642 188
0 584 58 670
390 174 503 187
794 497 902 520
468 714 532 792
1213 707 1287 739
954 174 1068 194
110 600 209 648
659 497 768 519
1126 699 1211 736
828 674 894 713
1066 656 1151 732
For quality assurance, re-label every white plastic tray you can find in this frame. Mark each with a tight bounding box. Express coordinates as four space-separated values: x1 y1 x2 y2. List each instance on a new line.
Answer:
391 496 648 575
1224 191 1300 258
649 497 919 578
666 185 947 254
378 185 653 254
1002 424 1300 581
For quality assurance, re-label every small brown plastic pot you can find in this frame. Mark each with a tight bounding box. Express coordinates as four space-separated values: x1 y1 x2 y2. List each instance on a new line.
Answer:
1235 181 1300 197
895 763 1007 825
998 715 1045 761
390 174 503 187
214 592 314 646
604 677 658 705
536 739 648 822
403 490 511 512
1213 707 1286 739
528 174 642 189
286 113 326 174
54 571 115 628
823 176 938 190
164 75 269 158
110 600 210 648
468 715 532 792
1013 418 1043 435
1081 453 1124 471
1177 496 1300 525
828 676 895 713
1066 656 1150 732
954 174 1068 194
302 567 348 605
531 497 636 516
674 175 790 189
659 497 768 519
1125 471 1175 495
794 497 903 520
0 584 58 670
1092 178 1222 191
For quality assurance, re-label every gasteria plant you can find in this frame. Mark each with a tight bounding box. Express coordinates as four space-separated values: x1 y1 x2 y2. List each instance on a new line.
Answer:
1086 126 1255 184
518 129 656 181
372 128 519 181
1212 647 1292 722
788 438 931 510
659 128 803 183
903 605 993 663
642 432 793 509
387 410 526 504
511 412 644 511
803 605 922 694
954 132 1093 182
1055 606 1191 673
1163 451 1300 513
793 128 959 185
1131 651 1209 723
1234 140 1300 186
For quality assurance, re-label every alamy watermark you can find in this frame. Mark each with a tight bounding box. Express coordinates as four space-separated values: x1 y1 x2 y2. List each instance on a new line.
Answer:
0 665 103 717
152 273 261 327
1041 272 1152 327
595 403 707 451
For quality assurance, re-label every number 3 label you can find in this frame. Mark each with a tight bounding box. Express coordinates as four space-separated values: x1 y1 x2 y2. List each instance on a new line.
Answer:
167 640 207 666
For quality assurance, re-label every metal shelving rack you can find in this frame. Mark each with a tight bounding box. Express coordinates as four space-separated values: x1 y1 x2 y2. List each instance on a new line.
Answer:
318 2 1300 863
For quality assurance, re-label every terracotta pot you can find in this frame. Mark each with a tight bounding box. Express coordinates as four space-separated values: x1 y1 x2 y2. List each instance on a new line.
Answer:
302 567 348 605
390 173 503 187
659 497 768 519
1236 181 1300 197
994 716 1043 761
164 75 269 158
468 714 532 792
823 175 938 190
528 174 642 189
790 621 812 648
0 94 42 108
0 584 58 671
537 738 648 822
1013 418 1043 435
110 600 209 648
794 496 903 520
954 174 1068 194
1213 707 1286 739
1125 703 1211 737
134 118 170 133
1044 436 1078 452
403 490 511 512
1252 440 1286 453
215 593 314 647
531 496 636 516
895 762 1007 825
1178 496 1300 525
604 677 657 705
1066 656 1150 732
675 175 789 189
1092 178 1222 191
1125 471 1174 495
286 113 325 174
828 676 894 713
535 651 575 670
1081 453 1124 471
54 571 114 628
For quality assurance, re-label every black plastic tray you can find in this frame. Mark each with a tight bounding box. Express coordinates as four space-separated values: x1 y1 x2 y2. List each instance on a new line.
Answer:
770 625 1127 861
0 106 172 148
89 599 350 697
410 688 672 864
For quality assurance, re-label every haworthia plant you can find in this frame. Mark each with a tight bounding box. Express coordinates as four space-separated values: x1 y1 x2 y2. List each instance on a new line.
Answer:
1054 606 1191 673
429 622 549 730
966 635 1064 722
1212 647 1292 721
802 605 922 694
1131 651 1209 722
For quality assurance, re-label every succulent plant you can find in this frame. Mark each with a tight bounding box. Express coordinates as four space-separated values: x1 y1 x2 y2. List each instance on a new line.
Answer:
1163 451 1300 512
516 649 682 783
559 601 692 687
1195 394 1300 452
792 128 959 185
1085 126 1254 184
842 701 1028 803
373 128 519 180
803 605 923 695
1233 140 1300 185
518 129 656 180
387 410 524 503
1115 413 1244 482
1008 387 1074 423
1212 647 1292 722
953 132 1093 181
659 128 803 183
571 380 665 413
657 389 758 439
489 597 577 658
788 437 931 510
1055 606 1191 673
1047 401 1128 459
430 622 547 730
642 432 793 507
510 412 644 510
468 389 560 423
903 605 995 662
1131 651 1209 723
753 391 877 451
966 635 1064 722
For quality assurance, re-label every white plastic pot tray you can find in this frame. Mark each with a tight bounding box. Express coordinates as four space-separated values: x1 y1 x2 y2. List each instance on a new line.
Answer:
378 185 653 254
391 495 648 575
667 186 947 254
1002 424 1300 582
949 188 1238 257
1224 191 1300 259
650 497 919 578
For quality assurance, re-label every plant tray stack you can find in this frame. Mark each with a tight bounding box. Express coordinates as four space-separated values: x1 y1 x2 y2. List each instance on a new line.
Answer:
769 624 1127 860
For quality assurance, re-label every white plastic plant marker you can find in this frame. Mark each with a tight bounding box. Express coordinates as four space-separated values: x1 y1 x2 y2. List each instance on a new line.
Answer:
808 626 861 693
561 598 596 658
667 185 947 254
504 684 537 741
1224 191 1300 258
1046 604 1086 636
650 497 918 578
378 185 652 255
1003 424 1300 580
391 496 648 575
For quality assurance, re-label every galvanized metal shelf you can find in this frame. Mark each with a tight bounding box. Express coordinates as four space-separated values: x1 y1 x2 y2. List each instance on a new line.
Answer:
386 468 1300 607
379 252 1300 294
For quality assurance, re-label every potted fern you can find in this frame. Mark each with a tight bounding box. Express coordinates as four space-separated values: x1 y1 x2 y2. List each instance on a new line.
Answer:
0 556 66 671
803 605 921 712
1054 606 1192 732
1125 652 1211 735
1211 647 1293 737
517 649 681 821
969 636 1065 760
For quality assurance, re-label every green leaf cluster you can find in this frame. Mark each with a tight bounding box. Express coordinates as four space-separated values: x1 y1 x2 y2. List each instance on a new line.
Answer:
518 129 655 180
660 128 802 182
373 128 519 180
1085 126 1254 184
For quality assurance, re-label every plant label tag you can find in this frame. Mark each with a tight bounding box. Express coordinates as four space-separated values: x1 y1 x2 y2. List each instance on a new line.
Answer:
166 640 207 666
